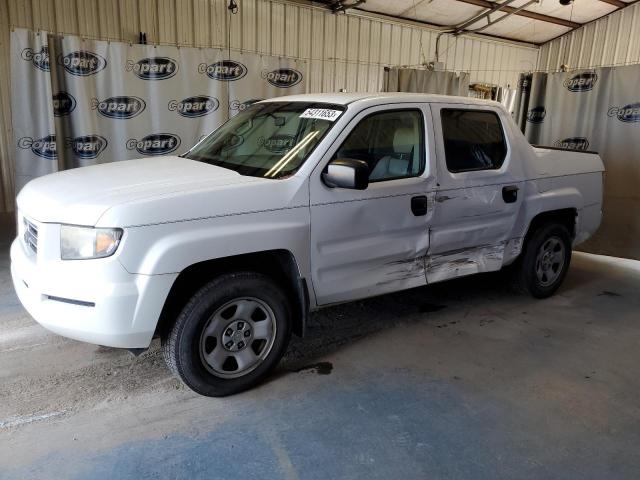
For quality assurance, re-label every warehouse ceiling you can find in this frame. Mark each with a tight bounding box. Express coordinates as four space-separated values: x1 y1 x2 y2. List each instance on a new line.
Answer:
318 0 636 44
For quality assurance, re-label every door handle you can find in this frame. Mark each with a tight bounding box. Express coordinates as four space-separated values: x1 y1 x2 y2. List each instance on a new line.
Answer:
502 185 519 203
411 196 428 216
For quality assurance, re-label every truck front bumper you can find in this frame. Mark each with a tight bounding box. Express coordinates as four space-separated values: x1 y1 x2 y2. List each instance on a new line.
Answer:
10 238 177 349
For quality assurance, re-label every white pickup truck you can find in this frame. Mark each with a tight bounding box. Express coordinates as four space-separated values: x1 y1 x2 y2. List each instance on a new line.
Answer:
11 93 604 396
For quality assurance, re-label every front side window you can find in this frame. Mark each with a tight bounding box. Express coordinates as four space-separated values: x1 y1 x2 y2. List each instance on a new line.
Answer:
184 102 344 178
441 109 507 173
332 109 425 182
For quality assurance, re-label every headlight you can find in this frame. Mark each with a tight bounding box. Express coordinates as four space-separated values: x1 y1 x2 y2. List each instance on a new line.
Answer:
60 226 123 260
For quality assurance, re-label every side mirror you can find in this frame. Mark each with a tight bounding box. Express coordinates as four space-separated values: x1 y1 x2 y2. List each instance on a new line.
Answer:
322 158 369 190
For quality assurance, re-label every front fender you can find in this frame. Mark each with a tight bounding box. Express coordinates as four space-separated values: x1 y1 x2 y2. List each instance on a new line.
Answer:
117 207 311 280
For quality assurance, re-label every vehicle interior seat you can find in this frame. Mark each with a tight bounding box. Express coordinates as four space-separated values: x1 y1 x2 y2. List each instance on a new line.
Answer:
369 126 418 180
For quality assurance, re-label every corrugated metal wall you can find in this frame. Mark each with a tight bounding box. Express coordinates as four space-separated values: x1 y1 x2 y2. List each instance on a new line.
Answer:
538 2 640 71
0 0 539 212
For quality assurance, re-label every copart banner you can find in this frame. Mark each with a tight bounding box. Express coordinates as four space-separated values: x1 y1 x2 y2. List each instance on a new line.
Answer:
514 65 640 260
11 28 306 192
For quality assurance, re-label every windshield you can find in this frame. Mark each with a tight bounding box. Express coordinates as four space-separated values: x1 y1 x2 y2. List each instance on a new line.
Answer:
184 102 345 178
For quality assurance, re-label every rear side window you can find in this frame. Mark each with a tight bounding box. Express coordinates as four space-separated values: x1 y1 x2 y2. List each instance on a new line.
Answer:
441 109 507 173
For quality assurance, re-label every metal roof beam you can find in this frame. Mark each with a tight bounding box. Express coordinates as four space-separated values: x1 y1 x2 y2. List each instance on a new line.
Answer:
469 0 539 34
453 0 581 28
454 0 521 33
598 0 626 7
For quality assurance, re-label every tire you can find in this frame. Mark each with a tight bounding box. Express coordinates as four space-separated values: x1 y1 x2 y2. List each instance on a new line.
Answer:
512 223 572 299
162 272 292 397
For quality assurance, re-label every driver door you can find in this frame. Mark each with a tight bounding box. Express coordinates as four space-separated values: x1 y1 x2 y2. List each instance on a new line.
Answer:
309 104 437 305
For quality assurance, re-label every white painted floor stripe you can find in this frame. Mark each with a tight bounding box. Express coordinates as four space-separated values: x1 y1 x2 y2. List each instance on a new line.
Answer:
0 342 48 353
0 411 66 429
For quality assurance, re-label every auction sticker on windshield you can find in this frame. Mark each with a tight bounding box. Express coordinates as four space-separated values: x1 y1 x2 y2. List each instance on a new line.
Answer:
299 108 342 121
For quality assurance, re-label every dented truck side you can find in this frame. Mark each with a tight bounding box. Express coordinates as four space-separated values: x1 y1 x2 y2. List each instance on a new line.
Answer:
306 95 603 305
11 93 604 396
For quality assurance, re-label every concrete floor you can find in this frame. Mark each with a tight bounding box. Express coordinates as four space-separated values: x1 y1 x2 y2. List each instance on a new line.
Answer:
1 230 640 479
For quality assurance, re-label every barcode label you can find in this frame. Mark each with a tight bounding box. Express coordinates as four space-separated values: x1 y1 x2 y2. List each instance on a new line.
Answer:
299 108 342 122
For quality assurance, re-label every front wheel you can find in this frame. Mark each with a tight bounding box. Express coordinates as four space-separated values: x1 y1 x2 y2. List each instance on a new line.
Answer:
512 223 572 298
162 272 292 397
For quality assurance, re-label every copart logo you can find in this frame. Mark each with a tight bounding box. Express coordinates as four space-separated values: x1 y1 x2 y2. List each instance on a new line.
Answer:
222 134 244 151
526 106 546 124
18 135 57 159
59 51 106 76
126 133 181 155
52 91 76 117
168 96 219 117
229 99 262 112
607 102 640 123
258 134 295 154
21 46 49 71
91 96 146 119
554 137 590 151
198 60 247 81
261 68 302 88
563 72 598 92
126 57 178 80
66 135 108 159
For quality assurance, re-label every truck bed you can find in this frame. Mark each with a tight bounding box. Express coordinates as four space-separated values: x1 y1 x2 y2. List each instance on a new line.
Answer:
528 146 605 179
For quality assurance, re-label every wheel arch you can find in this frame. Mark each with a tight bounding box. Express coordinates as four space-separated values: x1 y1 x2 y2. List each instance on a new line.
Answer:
154 249 309 340
524 208 578 243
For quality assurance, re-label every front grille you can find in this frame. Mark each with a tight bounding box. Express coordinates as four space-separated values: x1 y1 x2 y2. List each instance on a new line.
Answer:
23 217 38 254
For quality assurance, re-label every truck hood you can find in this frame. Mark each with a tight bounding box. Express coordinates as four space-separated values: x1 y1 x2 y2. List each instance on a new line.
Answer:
17 157 305 227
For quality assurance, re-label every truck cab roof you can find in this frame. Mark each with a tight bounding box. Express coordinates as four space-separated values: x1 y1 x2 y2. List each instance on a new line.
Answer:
259 92 506 110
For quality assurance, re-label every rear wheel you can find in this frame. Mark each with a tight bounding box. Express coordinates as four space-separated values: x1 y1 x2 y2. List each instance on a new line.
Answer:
162 272 292 397
513 223 572 298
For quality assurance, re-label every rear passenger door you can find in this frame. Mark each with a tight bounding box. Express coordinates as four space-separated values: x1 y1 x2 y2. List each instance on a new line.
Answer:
427 104 525 283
